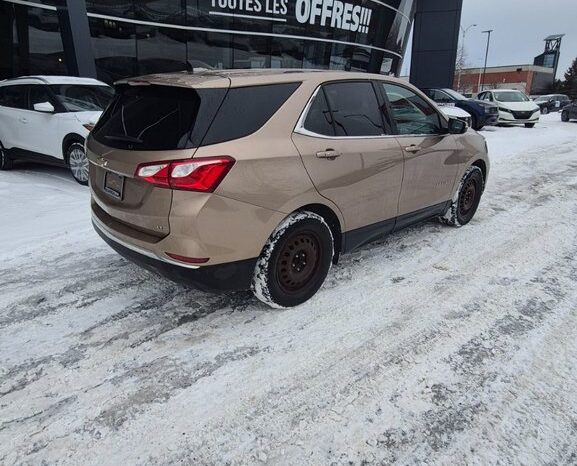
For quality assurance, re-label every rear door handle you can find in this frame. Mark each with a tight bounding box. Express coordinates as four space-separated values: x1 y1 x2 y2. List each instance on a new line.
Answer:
316 149 341 160
404 145 421 153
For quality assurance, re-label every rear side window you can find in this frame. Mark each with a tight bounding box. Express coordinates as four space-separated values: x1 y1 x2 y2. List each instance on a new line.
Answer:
0 85 28 109
201 82 301 146
323 82 385 137
92 85 226 151
303 90 335 136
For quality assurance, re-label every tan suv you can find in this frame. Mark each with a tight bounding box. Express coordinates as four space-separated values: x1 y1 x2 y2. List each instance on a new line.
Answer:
88 70 489 308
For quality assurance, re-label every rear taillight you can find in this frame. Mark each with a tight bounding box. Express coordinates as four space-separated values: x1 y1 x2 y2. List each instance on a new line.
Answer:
135 156 235 192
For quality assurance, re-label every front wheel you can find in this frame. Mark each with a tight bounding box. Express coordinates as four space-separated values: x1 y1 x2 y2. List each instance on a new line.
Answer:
252 211 334 308
0 143 13 170
66 142 89 185
541 107 549 115
561 112 569 122
442 166 484 227
471 115 483 131
525 123 536 128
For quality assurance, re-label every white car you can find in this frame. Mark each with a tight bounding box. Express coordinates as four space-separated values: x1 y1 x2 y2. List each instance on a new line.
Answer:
477 89 540 128
0 76 114 184
439 105 473 129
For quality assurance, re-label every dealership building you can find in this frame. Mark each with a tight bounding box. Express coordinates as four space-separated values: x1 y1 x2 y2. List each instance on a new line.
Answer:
0 0 462 87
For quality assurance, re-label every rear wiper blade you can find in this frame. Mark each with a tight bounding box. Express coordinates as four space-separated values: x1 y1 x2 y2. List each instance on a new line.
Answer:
104 134 143 143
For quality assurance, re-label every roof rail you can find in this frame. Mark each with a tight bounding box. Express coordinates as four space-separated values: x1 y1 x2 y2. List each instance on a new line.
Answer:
2 76 50 84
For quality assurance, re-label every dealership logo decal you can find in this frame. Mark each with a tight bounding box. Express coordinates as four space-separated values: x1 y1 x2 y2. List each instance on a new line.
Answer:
210 0 373 33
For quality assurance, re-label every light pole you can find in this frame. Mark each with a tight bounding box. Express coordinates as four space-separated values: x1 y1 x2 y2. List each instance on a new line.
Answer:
456 23 477 92
480 29 493 92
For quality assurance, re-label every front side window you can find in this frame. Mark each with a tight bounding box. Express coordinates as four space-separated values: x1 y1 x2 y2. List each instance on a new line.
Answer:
50 84 114 112
29 85 54 109
322 82 385 137
382 83 442 135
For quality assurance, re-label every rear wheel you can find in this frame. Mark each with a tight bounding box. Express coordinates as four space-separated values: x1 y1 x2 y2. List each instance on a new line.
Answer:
252 211 334 308
525 123 536 128
561 111 569 122
0 142 13 171
66 142 89 185
442 166 484 227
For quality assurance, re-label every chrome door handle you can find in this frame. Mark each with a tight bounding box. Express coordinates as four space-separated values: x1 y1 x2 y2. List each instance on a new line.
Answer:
404 145 421 153
316 149 341 160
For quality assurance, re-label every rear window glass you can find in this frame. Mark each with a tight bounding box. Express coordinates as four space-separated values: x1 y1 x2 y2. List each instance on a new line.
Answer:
92 82 299 150
92 85 224 151
201 82 301 146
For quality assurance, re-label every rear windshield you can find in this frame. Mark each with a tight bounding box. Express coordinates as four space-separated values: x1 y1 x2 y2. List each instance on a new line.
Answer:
92 82 300 151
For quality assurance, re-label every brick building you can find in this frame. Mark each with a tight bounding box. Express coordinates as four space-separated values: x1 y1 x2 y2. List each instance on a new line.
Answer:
455 64 555 96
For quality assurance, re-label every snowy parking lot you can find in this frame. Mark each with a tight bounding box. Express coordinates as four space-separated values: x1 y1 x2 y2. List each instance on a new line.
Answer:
1 114 577 465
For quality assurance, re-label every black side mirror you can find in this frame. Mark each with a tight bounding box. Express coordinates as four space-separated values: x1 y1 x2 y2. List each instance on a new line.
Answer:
448 117 467 134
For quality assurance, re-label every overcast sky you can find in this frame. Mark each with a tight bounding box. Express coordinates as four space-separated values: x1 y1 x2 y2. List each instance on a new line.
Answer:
401 0 576 80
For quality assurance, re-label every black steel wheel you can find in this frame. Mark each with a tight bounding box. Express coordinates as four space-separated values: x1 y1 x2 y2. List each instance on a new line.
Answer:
442 166 484 227
252 211 334 308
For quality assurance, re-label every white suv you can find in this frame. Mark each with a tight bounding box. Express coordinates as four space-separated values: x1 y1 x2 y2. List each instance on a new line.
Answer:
0 76 113 184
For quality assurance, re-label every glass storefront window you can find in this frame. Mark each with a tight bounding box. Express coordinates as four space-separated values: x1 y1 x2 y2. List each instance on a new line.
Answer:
136 25 187 75
187 31 232 69
89 16 137 82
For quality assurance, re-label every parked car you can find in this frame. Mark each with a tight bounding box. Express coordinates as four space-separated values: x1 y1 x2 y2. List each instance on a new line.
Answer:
421 88 498 130
439 105 473 128
477 89 540 127
561 100 577 122
0 76 114 184
533 94 571 114
88 70 489 308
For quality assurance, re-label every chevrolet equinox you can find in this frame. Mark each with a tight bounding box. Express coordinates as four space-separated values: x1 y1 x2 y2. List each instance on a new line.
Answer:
88 70 489 308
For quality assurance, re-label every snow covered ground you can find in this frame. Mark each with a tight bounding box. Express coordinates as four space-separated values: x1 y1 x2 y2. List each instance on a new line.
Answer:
1 114 577 465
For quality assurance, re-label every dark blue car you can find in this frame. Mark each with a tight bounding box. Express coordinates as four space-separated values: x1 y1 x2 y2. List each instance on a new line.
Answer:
421 88 499 130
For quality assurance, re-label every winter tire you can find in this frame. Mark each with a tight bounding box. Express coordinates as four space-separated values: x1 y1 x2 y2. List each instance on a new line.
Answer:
561 112 569 122
252 211 334 308
442 166 484 227
0 142 13 171
67 142 89 185
541 107 549 115
471 115 482 131
524 123 536 128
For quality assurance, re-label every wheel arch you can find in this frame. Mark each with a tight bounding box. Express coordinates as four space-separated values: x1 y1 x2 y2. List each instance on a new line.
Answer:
471 159 487 184
62 133 85 165
294 203 343 262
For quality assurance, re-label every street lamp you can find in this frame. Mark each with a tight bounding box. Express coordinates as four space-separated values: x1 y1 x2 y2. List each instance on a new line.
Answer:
480 29 493 92
456 23 477 91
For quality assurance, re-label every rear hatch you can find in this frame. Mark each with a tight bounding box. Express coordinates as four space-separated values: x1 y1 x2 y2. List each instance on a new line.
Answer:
87 74 229 240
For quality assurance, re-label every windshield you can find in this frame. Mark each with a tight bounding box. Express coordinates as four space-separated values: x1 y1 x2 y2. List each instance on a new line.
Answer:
443 89 467 101
494 91 529 102
50 84 114 112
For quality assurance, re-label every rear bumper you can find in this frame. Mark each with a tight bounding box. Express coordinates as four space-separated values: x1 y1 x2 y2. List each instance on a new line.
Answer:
93 218 256 291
